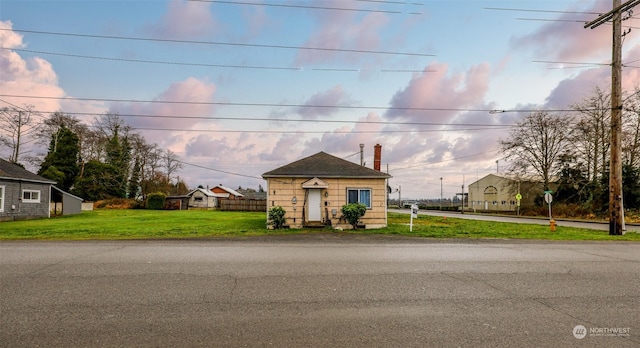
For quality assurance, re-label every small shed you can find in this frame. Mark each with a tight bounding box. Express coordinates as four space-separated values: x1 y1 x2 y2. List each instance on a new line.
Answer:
51 186 83 216
165 195 189 210
187 188 217 209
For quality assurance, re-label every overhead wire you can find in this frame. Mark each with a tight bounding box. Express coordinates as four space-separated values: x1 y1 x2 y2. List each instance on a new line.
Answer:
19 108 512 128
187 0 423 15
0 94 605 114
2 47 427 74
1 28 434 58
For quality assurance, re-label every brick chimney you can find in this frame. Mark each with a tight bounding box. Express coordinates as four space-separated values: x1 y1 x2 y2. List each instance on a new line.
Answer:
374 144 382 171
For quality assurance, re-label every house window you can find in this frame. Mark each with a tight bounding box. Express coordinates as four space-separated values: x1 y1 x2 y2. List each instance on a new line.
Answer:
347 188 371 208
22 190 41 203
0 186 4 212
194 196 203 202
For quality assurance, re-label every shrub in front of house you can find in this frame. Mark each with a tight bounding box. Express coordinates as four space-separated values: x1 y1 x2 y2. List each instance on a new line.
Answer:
341 203 367 229
268 206 286 229
147 192 166 210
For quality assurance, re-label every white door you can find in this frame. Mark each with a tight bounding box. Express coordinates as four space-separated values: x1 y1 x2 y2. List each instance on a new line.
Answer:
308 189 321 221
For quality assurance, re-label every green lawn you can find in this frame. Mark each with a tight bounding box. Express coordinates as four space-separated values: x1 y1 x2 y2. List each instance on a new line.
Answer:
0 210 638 241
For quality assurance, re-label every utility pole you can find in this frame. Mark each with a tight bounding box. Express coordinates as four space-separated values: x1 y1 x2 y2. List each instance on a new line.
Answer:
584 0 640 235
439 177 443 210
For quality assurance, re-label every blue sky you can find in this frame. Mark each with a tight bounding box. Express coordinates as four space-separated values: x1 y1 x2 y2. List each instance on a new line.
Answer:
2 0 639 199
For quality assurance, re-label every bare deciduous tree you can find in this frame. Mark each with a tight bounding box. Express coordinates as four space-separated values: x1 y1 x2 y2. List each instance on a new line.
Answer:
571 86 611 181
0 105 38 164
623 88 640 168
499 111 574 190
164 149 183 183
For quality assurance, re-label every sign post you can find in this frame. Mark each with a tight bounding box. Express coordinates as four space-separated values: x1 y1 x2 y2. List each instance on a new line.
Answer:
515 193 522 216
544 191 553 220
410 204 418 232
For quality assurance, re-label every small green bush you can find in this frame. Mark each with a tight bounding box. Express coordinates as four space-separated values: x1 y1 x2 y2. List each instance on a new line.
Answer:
341 203 367 229
147 192 166 210
268 206 286 229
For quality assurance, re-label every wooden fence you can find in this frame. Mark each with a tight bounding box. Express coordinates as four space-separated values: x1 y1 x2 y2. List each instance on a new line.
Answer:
219 198 267 212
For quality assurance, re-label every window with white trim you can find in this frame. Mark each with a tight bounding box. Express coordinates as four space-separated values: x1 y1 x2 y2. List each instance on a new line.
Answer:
346 188 371 208
22 189 41 203
0 186 4 212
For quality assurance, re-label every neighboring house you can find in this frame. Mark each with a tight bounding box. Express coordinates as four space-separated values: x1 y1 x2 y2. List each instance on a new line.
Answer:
261 145 392 229
0 159 56 221
236 188 267 200
187 187 217 209
211 185 244 200
51 186 83 216
467 174 554 212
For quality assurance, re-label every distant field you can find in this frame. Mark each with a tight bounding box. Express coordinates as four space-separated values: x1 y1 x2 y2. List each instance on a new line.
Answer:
0 210 639 241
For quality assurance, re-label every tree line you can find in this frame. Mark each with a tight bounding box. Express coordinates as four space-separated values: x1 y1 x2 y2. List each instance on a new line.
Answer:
500 86 640 211
0 109 187 202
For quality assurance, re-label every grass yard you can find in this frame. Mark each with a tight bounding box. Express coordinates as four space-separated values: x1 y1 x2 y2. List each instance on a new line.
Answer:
0 210 639 241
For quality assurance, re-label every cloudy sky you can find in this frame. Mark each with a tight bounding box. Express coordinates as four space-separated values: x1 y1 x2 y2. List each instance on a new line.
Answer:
2 0 640 199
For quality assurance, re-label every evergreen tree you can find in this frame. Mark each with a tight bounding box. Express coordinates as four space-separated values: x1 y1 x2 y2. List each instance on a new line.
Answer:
73 160 120 201
128 157 141 199
38 125 80 191
104 126 131 198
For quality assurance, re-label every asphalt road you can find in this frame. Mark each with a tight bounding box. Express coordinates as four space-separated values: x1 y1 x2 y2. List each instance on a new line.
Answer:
389 208 640 233
1 237 638 347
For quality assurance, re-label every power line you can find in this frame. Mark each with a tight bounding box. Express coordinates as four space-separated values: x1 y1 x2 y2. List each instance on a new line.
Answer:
2 28 434 58
0 94 603 114
484 7 602 15
32 109 511 128
188 0 422 15
2 47 426 74
178 159 263 180
390 150 501 172
127 126 510 134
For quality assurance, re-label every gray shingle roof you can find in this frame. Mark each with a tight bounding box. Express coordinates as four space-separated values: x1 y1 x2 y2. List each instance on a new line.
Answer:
0 159 56 184
262 152 391 179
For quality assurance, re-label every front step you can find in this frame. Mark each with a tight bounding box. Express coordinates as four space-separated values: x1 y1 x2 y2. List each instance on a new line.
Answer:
303 221 327 228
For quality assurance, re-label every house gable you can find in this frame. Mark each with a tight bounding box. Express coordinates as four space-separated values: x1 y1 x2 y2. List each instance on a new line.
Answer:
302 177 329 189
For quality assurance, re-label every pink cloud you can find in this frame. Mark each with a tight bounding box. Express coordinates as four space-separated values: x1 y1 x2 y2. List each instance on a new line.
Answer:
0 21 64 112
258 133 303 162
108 77 216 132
145 0 217 39
386 62 491 123
295 85 354 119
185 133 232 158
295 4 389 65
543 43 640 108
510 1 613 62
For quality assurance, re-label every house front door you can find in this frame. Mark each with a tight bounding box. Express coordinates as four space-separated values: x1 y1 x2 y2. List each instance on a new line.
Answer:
308 189 322 221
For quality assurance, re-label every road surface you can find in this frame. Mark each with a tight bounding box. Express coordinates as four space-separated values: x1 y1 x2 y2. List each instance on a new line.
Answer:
1 237 638 347
389 208 640 233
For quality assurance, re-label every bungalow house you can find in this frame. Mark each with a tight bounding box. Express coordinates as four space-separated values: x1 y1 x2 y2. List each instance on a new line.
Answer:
0 158 56 221
467 174 554 212
261 145 391 229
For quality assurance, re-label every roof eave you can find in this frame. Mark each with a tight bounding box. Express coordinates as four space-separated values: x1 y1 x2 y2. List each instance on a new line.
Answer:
263 174 391 179
0 175 56 185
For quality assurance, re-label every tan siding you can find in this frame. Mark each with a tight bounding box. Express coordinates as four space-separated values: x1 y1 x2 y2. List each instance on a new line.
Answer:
266 177 388 229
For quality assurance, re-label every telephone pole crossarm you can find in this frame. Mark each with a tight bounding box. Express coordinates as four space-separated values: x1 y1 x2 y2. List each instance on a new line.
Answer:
584 0 640 29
